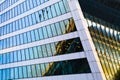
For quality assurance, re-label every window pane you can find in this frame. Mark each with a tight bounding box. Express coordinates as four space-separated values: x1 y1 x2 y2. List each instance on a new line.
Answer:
41 45 47 57
31 65 37 77
33 47 38 59
27 66 32 78
34 29 40 41
50 5 57 17
36 64 41 77
37 46 43 58
17 50 22 61
25 48 30 60
29 48 34 59
38 28 44 39
23 66 28 78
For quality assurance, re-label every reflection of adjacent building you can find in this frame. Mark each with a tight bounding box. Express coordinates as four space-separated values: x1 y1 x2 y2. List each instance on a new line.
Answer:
42 19 84 76
43 58 91 76
55 19 83 55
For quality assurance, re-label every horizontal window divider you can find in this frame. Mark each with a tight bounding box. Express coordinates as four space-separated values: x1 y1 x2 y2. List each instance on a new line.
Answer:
0 0 4 4
17 74 92 80
0 52 86 69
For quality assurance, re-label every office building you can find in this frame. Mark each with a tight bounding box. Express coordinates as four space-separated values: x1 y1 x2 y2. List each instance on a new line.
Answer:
0 0 119 80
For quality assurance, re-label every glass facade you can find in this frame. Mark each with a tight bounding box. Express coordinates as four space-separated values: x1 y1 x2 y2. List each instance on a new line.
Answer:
0 37 83 64
0 18 76 50
78 0 120 80
0 0 49 23
0 0 87 80
0 0 19 12
0 0 70 36
0 58 91 80
2 0 119 79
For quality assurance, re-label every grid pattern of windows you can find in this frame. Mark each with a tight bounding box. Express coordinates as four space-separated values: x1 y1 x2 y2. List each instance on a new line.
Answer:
0 58 91 80
0 18 76 50
0 37 84 65
0 0 19 12
0 0 49 23
85 13 120 80
0 0 70 36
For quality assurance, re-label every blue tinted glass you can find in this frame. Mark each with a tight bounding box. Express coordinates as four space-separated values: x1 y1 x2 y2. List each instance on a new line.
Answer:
36 0 41 5
43 8 48 20
27 66 32 78
36 64 41 77
0 70 2 80
30 30 35 42
15 20 19 30
20 34 24 44
16 35 20 45
10 68 14 79
39 10 44 22
46 44 52 56
0 55 2 64
51 24 57 36
10 52 14 63
46 7 52 19
13 36 17 46
59 1 66 14
18 67 23 78
41 45 47 57
25 48 30 60
27 31 32 43
54 3 61 16
21 50 26 60
25 16 29 27
42 27 48 39
29 0 33 9
34 29 40 41
63 0 70 12
29 48 34 59
51 43 56 55
31 13 37 25
33 0 37 7
2 69 6 80
17 50 22 61
55 22 62 35
6 53 10 63
23 33 28 44
46 25 53 38
28 15 33 26
35 12 40 23
40 64 46 76
22 18 26 28
23 2 27 12
2 54 6 64
13 51 17 62
51 5 57 17
23 66 28 78
38 28 44 39
6 69 10 80
26 0 30 10
37 46 43 58
60 21 66 34
14 68 19 79
33 47 38 59
31 65 37 77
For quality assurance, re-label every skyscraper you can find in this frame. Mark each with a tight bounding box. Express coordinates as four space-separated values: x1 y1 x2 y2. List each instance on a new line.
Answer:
0 0 119 80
